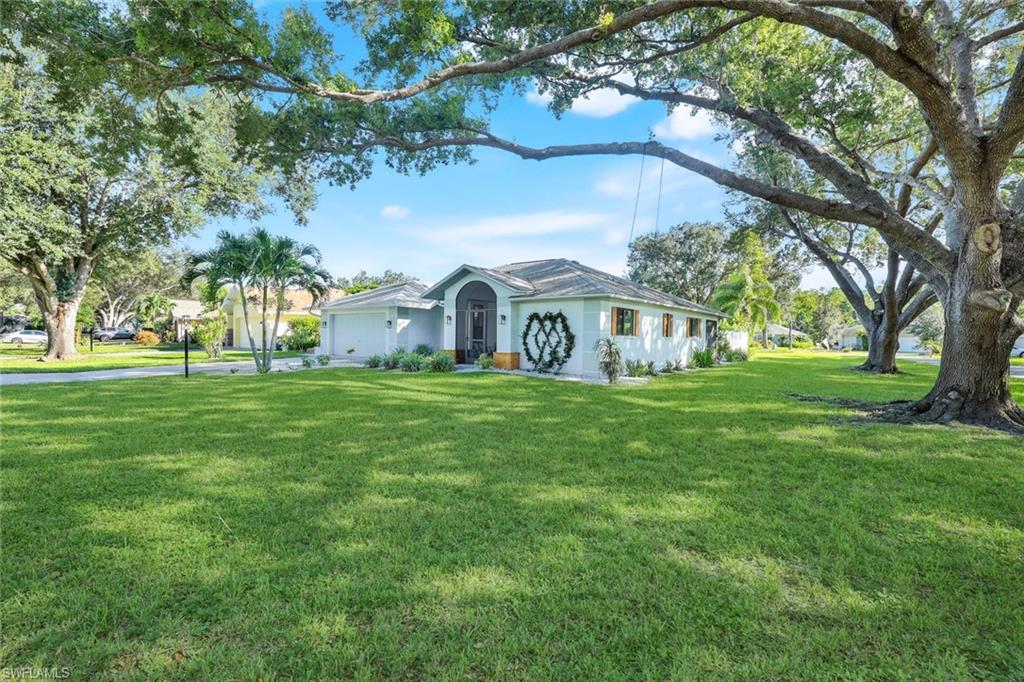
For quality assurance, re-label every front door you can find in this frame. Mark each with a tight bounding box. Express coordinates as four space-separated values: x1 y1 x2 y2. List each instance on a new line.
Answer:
467 302 488 360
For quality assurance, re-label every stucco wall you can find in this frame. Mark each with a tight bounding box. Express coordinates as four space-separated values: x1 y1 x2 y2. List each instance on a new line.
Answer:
512 298 587 375
397 307 443 352
510 297 719 376
596 298 714 375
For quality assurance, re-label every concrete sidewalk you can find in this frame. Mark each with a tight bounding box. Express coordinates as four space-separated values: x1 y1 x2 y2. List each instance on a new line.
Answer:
0 357 361 386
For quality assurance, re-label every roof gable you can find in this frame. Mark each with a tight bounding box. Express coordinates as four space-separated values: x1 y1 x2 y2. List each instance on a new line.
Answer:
322 281 437 310
420 264 533 300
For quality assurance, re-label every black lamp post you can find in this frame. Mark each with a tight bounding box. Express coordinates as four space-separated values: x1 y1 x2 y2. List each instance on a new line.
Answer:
89 327 94 352
182 315 192 378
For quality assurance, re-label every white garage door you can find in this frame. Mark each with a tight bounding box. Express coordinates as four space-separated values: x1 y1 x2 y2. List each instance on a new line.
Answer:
331 312 385 357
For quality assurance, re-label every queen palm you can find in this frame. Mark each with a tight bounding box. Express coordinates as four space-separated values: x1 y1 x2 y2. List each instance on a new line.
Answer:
182 229 332 373
136 293 172 330
712 269 781 347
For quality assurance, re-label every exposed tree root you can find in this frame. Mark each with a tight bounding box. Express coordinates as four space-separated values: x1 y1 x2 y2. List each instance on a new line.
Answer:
854 361 903 375
787 392 1024 434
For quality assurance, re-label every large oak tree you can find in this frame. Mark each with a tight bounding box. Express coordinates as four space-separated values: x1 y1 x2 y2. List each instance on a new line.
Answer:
10 1 1024 429
0 58 296 360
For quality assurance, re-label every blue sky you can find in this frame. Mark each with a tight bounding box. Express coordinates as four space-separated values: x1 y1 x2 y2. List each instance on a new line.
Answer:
190 2 832 288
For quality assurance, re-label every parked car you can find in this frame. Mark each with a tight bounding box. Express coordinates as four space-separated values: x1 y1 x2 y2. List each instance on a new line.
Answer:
92 327 135 342
1013 339 1024 358
0 329 48 344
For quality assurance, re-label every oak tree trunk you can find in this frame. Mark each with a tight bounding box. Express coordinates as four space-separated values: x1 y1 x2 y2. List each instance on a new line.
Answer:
41 298 81 361
909 218 1024 431
858 317 900 374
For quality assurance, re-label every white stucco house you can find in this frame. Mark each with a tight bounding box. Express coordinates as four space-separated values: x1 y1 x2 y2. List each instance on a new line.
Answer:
837 325 928 353
319 258 731 377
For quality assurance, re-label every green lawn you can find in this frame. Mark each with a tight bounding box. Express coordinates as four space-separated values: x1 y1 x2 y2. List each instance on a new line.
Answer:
0 346 303 373
2 355 1022 678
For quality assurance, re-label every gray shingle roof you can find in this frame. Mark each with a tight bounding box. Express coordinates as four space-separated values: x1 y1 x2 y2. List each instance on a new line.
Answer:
321 281 438 310
494 259 726 317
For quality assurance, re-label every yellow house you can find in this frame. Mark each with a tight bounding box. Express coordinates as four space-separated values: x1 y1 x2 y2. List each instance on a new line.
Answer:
220 285 341 349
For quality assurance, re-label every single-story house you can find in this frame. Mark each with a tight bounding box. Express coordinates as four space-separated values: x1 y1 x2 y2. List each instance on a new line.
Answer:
168 299 205 340
837 325 928 353
755 323 809 346
319 258 732 377
221 285 341 349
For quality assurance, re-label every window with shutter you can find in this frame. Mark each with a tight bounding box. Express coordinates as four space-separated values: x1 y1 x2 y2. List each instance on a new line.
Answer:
612 307 639 336
662 313 673 337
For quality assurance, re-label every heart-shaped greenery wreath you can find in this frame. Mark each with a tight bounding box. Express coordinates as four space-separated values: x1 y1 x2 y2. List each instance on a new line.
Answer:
521 311 575 373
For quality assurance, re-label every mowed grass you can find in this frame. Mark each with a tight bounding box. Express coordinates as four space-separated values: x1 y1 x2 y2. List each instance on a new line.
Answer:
0 346 302 373
2 354 1022 679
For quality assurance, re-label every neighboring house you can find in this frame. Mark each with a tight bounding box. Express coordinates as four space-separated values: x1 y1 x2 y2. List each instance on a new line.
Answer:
754 323 809 346
168 299 205 340
837 325 928 354
320 258 731 377
221 285 340 349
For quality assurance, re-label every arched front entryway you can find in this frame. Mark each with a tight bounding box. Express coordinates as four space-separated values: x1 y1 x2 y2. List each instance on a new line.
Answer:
455 280 497 362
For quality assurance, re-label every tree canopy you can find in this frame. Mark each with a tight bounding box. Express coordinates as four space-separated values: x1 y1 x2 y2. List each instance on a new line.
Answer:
7 0 1024 427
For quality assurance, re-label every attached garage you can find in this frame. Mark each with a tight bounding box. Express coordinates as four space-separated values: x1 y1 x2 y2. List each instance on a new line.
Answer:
330 312 385 357
319 281 442 358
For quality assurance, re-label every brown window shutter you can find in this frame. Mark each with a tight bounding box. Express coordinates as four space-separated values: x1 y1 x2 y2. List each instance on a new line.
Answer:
634 309 641 336
611 306 619 335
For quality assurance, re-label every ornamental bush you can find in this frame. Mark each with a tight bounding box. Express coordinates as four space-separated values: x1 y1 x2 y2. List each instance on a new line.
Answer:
689 349 716 369
365 354 383 368
382 350 405 370
594 338 623 384
624 359 651 377
399 352 425 372
428 351 455 373
133 330 160 345
191 314 227 359
475 353 495 369
413 343 433 356
521 311 575 373
281 316 320 351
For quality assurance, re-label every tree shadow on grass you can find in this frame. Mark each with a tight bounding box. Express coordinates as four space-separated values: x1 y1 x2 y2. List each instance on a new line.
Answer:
2 359 1023 678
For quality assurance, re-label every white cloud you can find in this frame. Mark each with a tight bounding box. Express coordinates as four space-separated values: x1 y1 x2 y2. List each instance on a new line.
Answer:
380 204 410 220
653 105 718 140
525 82 637 118
416 209 615 242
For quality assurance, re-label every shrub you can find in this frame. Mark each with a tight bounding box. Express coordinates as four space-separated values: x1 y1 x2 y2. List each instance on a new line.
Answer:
191 314 226 359
365 354 384 368
317 354 331 366
689 349 715 369
475 353 495 369
413 343 434 356
428 351 455 373
399 352 425 372
662 360 677 374
133 330 160 345
301 356 315 369
723 348 748 362
923 341 942 356
625 359 651 377
594 338 623 384
280 316 320 352
382 350 405 370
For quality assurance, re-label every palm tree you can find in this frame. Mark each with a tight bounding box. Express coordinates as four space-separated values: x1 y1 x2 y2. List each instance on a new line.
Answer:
712 269 781 345
182 229 332 373
136 292 172 330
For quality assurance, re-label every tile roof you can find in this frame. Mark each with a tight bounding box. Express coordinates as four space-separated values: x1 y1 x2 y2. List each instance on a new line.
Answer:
493 259 726 317
321 281 438 310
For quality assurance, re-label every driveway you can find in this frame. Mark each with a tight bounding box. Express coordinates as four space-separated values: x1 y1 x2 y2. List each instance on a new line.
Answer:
0 357 362 386
902 355 1024 378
